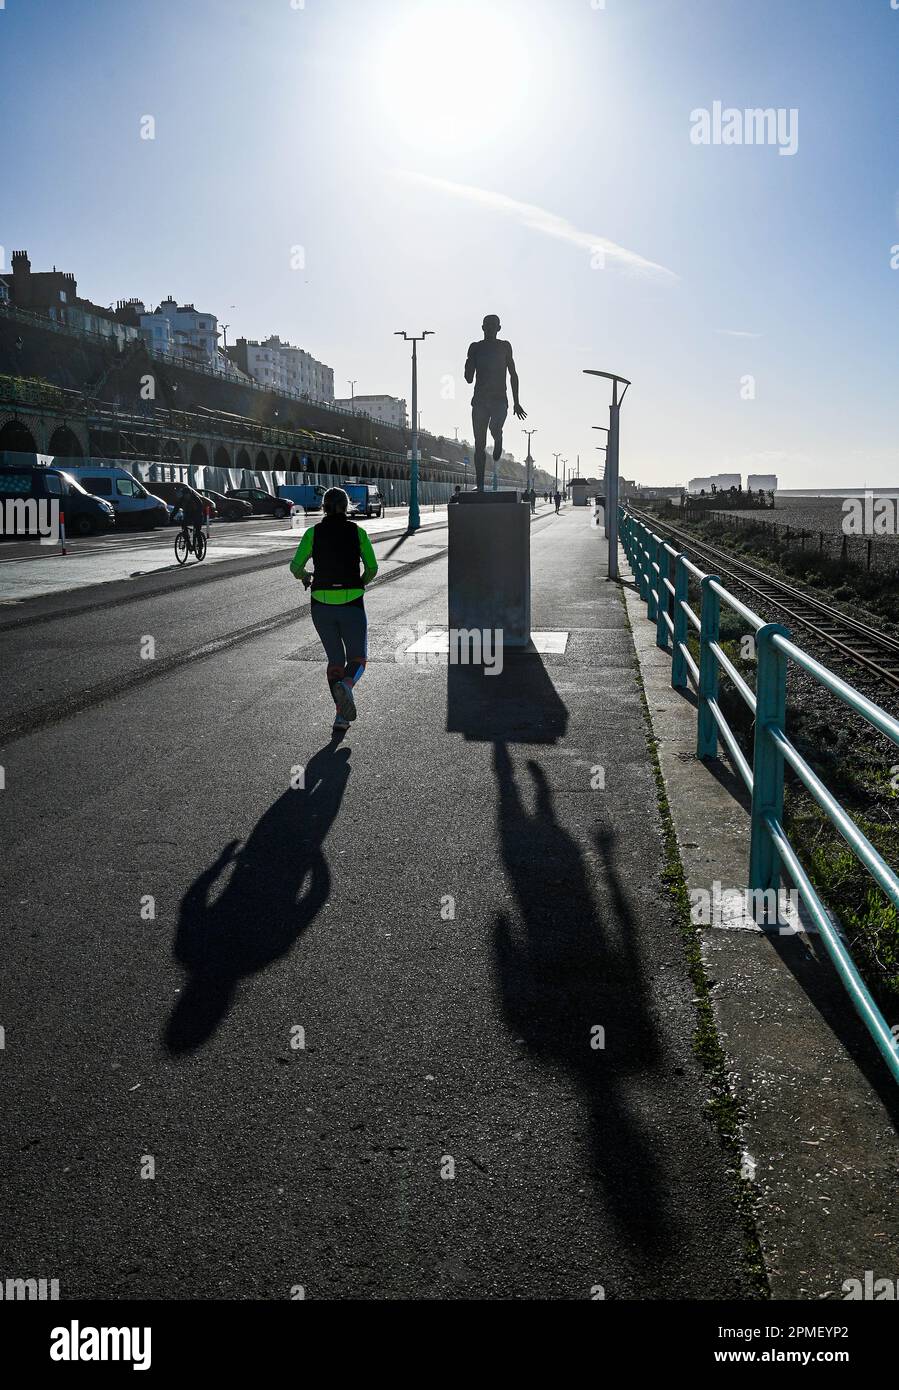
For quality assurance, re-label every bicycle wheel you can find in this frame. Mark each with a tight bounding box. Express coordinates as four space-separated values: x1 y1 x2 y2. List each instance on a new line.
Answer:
194 531 207 562
175 532 189 566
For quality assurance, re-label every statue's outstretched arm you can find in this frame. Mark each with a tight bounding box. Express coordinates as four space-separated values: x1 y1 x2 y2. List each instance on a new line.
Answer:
509 348 526 418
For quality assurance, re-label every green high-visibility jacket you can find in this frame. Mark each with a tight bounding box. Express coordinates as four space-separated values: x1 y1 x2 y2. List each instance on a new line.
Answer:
289 522 378 604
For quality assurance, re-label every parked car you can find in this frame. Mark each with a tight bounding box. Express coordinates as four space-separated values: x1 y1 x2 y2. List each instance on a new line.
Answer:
142 480 213 523
344 483 384 519
64 465 169 528
225 487 290 519
0 462 116 537
199 488 252 522
277 483 326 513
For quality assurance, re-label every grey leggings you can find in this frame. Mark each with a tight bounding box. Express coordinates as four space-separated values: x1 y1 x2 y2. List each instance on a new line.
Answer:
311 601 368 688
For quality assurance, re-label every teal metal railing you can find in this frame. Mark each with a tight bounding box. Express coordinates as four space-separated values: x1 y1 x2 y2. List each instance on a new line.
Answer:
620 507 899 1086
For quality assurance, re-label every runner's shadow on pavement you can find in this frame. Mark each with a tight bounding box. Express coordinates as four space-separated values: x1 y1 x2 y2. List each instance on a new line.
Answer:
491 743 680 1262
164 742 351 1055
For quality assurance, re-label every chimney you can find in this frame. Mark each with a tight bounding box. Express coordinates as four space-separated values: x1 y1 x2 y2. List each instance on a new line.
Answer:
11 250 31 306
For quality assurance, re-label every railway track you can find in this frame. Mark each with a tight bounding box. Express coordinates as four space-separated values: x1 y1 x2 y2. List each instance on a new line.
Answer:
627 507 899 693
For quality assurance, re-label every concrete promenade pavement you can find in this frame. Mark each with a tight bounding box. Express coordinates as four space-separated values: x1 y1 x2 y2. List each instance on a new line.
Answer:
0 505 753 1299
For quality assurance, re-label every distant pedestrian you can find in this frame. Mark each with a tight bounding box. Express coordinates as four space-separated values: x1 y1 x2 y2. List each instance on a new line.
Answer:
290 487 378 736
554 490 561 513
449 484 463 504
529 488 536 514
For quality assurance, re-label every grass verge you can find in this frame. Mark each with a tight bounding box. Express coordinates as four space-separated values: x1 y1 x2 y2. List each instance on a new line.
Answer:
622 591 770 1296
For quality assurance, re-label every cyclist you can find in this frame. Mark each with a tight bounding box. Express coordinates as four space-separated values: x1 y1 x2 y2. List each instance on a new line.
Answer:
172 484 207 551
289 487 379 735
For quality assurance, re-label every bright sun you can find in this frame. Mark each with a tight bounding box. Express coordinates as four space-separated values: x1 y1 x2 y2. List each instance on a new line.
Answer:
375 1 533 155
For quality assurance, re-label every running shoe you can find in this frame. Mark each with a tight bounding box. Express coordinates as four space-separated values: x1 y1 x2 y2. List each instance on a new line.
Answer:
333 679 357 723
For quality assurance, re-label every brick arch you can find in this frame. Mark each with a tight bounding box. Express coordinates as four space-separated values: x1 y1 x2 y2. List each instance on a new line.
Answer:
0 417 39 454
47 423 87 458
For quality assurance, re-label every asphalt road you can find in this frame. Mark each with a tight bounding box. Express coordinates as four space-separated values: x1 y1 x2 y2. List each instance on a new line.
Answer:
0 506 753 1299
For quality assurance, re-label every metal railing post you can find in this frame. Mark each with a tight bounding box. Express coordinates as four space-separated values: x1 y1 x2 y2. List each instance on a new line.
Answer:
749 622 790 895
620 512 630 564
647 537 659 622
635 523 649 602
671 553 689 689
696 574 721 759
656 545 670 650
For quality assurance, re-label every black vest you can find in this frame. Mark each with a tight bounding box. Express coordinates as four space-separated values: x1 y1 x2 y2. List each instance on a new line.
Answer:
311 516 363 589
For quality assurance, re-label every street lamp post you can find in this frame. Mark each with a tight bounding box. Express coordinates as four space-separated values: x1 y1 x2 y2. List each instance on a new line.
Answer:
395 330 434 531
522 428 537 493
584 370 631 580
553 452 561 493
348 380 356 409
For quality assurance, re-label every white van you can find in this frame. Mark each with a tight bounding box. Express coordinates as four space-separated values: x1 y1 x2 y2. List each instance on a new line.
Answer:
65 465 170 528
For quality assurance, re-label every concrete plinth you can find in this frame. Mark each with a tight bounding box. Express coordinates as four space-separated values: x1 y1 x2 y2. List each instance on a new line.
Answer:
448 495 531 647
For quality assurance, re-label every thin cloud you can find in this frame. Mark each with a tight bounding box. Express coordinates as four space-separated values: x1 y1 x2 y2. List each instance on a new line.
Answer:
397 171 679 284
715 328 762 339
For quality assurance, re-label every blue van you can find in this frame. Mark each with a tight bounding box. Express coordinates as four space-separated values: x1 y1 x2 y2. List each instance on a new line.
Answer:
277 483 326 513
344 484 384 518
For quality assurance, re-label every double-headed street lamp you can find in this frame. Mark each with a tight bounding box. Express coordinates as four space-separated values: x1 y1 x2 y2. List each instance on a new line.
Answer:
395 330 434 531
522 427 537 492
584 370 631 580
553 452 561 492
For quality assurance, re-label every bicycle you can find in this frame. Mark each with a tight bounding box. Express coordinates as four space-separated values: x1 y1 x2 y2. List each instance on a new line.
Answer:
174 524 207 566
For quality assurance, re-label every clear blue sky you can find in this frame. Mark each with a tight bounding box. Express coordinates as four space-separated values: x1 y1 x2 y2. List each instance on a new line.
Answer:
3 0 898 486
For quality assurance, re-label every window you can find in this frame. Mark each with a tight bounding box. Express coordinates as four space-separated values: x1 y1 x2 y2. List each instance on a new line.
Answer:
116 478 138 496
44 474 63 495
0 473 33 495
83 476 112 496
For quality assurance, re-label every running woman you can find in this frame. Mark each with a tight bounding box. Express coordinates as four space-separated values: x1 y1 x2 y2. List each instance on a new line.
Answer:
289 487 378 734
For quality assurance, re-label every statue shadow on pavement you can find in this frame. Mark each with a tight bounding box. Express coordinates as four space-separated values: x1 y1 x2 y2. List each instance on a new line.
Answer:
490 742 682 1265
447 654 681 1261
445 652 568 744
164 742 351 1055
